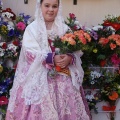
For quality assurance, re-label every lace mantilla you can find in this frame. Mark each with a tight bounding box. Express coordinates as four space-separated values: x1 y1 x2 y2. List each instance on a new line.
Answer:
7 0 84 113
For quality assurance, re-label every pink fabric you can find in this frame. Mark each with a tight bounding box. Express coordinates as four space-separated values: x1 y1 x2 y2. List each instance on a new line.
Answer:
6 74 90 120
25 51 36 64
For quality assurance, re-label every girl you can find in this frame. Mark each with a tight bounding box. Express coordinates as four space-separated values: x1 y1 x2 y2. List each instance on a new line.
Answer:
5 0 91 120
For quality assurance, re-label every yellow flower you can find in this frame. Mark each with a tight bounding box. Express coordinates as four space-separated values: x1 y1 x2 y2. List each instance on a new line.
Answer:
93 48 98 53
1 25 8 34
0 64 3 73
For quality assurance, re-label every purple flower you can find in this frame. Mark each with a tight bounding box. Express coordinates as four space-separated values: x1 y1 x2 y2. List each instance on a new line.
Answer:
8 29 15 36
90 30 98 40
19 13 31 24
15 30 20 37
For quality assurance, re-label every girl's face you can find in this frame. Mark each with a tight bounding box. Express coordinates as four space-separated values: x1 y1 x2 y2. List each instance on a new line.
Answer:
41 0 59 22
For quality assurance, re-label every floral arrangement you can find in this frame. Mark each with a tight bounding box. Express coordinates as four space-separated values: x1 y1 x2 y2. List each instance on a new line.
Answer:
83 67 120 120
0 4 31 118
0 8 31 42
53 29 91 54
83 16 120 120
103 14 120 31
81 25 120 68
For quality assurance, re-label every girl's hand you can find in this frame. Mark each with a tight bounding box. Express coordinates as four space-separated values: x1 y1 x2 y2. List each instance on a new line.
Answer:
54 54 72 68
54 54 63 65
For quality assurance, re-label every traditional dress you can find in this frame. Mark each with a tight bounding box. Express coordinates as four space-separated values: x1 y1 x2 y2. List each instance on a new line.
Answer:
5 0 91 120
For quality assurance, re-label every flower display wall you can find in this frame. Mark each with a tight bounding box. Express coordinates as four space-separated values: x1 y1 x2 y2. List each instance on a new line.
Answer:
66 13 120 120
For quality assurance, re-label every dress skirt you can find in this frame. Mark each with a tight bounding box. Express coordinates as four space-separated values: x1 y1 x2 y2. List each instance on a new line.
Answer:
5 74 91 120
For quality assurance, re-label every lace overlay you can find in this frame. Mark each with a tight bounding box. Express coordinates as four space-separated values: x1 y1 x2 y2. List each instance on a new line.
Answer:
47 29 58 41
6 75 90 120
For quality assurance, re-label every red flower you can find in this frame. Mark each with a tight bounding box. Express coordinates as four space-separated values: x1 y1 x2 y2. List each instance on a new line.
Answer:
2 42 7 49
100 60 106 67
111 23 120 31
103 21 120 31
2 8 16 20
103 21 113 26
0 96 9 105
12 40 19 46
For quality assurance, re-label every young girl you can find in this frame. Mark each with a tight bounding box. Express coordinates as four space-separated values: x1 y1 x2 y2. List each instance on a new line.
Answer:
5 0 91 119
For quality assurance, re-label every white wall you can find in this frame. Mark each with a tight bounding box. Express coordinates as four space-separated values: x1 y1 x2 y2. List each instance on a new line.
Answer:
2 0 120 28
2 0 120 120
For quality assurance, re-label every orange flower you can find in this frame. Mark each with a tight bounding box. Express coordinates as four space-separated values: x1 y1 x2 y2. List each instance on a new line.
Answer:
116 39 120 46
84 32 91 42
110 43 116 50
78 35 87 44
74 30 84 36
67 38 76 45
108 34 119 41
61 33 75 42
109 91 118 100
99 37 109 45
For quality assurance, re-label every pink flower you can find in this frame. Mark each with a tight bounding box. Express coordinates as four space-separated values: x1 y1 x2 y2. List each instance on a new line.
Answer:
99 37 109 45
111 54 120 65
16 22 26 31
69 13 75 19
0 96 9 105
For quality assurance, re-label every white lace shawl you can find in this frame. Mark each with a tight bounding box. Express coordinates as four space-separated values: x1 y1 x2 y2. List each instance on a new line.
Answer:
7 0 84 112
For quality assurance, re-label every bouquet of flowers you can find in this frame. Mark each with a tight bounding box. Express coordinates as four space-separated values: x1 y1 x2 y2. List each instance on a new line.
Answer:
0 5 31 118
54 30 91 54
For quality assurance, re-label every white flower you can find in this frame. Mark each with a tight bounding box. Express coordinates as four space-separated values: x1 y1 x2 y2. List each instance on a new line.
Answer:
92 25 103 31
74 20 79 25
2 12 5 17
55 48 60 54
7 24 14 30
0 48 5 56
6 12 13 18
107 26 115 34
76 25 80 29
2 12 14 19
86 94 95 101
7 43 17 52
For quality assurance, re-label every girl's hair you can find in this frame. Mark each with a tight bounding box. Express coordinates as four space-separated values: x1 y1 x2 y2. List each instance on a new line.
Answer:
40 0 59 5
